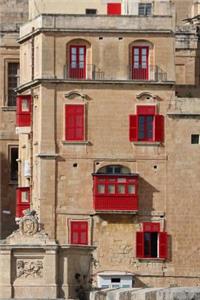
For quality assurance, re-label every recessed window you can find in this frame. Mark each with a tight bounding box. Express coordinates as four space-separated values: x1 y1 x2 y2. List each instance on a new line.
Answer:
136 222 168 259
70 221 88 245
86 9 97 15
129 105 164 143
138 3 152 16
9 146 18 182
191 134 200 144
65 104 85 141
7 62 19 106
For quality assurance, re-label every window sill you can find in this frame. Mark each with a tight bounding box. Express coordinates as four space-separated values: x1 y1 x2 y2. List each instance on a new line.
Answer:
62 140 90 145
137 257 166 261
1 106 16 111
133 141 161 146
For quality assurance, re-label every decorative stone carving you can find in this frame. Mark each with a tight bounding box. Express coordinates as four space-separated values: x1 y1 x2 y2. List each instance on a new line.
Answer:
19 210 39 236
16 259 43 278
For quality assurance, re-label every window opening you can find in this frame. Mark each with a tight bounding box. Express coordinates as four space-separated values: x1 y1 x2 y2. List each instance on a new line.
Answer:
191 134 199 144
86 9 97 15
10 146 18 182
7 62 19 106
138 3 152 16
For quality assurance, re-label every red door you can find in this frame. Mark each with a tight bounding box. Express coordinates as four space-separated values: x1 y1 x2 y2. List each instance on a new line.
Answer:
70 45 86 79
132 46 149 80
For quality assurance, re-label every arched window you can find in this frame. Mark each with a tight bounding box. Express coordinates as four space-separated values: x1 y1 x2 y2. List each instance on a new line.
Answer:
66 39 91 80
129 40 154 80
97 165 131 175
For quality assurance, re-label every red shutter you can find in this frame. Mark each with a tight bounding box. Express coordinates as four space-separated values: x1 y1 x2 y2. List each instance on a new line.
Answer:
65 105 84 141
154 115 164 142
136 232 144 258
143 222 160 232
70 221 88 245
159 232 168 259
107 3 121 15
137 105 156 115
129 115 138 141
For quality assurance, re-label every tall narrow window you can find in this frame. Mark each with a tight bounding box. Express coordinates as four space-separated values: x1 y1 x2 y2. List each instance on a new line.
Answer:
69 46 86 79
132 46 149 80
7 62 19 106
10 146 18 182
65 105 85 141
70 221 88 245
136 222 168 259
129 105 164 143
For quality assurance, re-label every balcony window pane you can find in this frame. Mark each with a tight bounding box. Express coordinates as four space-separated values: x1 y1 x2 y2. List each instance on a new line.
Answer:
108 184 115 194
128 184 135 194
118 184 125 194
98 184 105 194
117 178 126 183
21 191 29 203
22 99 29 112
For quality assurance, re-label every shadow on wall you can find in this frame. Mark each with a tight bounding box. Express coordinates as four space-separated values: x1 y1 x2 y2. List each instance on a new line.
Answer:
0 153 17 239
138 177 159 213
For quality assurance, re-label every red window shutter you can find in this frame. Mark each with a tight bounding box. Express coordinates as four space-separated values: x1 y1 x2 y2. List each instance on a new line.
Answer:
159 232 168 259
137 105 156 115
65 105 84 141
70 221 88 245
136 232 144 258
154 115 164 142
143 222 160 232
107 3 121 15
129 115 138 141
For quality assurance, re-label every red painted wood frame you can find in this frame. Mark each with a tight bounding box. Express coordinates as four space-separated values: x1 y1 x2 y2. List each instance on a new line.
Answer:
93 175 138 211
65 105 85 141
136 222 168 259
132 46 149 80
16 95 32 127
129 106 164 142
70 221 88 245
16 187 30 218
107 3 121 15
69 45 86 79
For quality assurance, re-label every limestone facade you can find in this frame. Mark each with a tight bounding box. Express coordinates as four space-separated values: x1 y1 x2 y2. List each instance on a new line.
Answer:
1 0 200 299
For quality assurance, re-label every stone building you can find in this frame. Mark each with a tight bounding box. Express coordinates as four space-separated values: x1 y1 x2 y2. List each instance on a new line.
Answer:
0 0 28 238
1 0 200 299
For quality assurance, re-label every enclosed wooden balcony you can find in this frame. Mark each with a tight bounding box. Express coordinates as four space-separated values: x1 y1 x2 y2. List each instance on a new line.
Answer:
93 173 138 213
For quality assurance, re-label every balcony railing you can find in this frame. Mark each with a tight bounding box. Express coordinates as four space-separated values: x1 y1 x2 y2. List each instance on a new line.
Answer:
63 64 168 82
64 64 104 80
129 65 167 81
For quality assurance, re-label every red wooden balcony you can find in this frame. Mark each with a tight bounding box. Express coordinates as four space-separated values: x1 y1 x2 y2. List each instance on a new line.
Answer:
16 187 30 219
93 174 138 213
16 95 32 127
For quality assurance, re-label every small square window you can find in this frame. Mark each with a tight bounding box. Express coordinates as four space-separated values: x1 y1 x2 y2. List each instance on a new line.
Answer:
138 3 152 16
191 134 199 144
86 9 97 15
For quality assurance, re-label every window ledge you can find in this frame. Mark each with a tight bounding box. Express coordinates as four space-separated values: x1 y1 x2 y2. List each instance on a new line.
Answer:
133 141 161 146
95 210 138 215
62 140 90 145
1 106 16 111
137 257 166 261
